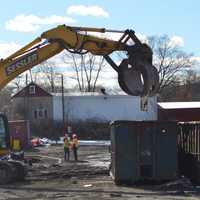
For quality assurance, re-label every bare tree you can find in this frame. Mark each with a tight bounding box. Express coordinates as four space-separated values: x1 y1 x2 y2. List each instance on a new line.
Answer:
0 87 12 117
38 60 57 92
62 52 105 92
12 75 24 91
184 69 200 84
147 35 195 93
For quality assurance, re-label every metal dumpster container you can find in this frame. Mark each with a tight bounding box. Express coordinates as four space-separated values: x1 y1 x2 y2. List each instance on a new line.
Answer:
110 121 178 184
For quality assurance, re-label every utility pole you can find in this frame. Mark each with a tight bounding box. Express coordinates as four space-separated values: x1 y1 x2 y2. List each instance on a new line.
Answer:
61 74 65 133
25 73 28 86
24 74 28 120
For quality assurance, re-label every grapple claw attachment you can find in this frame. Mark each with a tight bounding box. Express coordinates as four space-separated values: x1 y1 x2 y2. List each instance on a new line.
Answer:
118 59 159 96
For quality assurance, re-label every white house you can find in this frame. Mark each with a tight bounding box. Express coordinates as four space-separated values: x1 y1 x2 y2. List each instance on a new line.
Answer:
52 93 157 122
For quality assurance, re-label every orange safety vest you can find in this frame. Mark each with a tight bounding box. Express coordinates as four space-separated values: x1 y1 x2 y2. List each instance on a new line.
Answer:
71 138 79 148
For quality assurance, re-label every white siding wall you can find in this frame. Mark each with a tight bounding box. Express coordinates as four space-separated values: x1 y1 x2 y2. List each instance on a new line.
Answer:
53 95 157 122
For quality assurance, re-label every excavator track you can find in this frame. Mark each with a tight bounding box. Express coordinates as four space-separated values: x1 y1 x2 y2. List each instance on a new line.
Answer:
9 161 27 181
0 160 26 184
0 161 13 184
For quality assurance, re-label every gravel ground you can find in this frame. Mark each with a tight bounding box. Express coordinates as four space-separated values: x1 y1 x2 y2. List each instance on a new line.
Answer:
0 145 200 200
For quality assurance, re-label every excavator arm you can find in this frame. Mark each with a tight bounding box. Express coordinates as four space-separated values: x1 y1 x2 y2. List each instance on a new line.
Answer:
0 24 159 96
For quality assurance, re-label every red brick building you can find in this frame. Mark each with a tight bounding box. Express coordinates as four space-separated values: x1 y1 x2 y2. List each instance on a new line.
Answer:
11 82 53 124
158 102 200 122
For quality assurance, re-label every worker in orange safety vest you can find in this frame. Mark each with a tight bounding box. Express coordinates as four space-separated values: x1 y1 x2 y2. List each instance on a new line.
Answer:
71 134 79 161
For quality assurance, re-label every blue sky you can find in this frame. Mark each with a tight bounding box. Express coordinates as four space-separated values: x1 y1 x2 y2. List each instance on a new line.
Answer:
0 0 200 57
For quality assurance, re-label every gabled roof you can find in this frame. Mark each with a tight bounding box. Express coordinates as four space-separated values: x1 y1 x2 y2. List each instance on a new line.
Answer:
12 82 52 98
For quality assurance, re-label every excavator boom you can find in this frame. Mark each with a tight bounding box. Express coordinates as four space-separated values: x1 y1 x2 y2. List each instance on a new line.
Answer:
0 24 159 96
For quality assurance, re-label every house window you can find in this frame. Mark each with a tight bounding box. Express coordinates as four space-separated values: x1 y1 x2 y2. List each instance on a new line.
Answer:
38 109 43 118
33 109 48 119
34 110 37 119
29 85 36 94
44 109 48 118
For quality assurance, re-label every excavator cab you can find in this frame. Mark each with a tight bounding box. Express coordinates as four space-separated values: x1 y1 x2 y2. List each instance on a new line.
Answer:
0 113 10 157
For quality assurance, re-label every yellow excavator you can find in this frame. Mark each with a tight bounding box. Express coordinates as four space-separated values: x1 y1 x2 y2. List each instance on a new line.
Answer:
0 113 26 184
0 24 159 183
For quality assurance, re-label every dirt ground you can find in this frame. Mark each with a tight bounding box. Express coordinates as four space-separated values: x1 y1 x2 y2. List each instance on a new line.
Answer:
0 145 200 200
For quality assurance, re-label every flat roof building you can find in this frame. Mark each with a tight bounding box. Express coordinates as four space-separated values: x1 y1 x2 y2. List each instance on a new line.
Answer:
158 102 200 122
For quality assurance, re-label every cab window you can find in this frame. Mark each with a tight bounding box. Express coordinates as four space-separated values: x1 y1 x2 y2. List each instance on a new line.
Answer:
0 116 6 148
